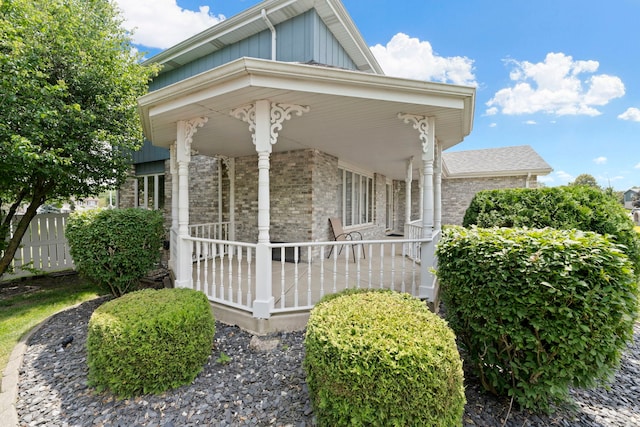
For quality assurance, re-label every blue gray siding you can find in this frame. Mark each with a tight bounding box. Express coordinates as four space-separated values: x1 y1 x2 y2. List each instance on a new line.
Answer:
149 10 357 91
132 140 169 167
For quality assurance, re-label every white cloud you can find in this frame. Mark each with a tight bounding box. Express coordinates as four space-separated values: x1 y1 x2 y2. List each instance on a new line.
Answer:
555 170 574 185
113 0 225 49
370 33 477 86
537 175 554 183
635 163 640 169
619 107 640 121
489 123 497 128
593 156 607 165
524 120 537 125
486 52 625 116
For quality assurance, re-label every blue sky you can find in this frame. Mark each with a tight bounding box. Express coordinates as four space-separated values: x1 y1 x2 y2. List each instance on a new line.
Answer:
114 0 640 191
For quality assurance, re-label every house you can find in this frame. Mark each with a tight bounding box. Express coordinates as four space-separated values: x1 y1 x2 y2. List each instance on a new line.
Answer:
624 187 640 209
119 0 476 332
440 145 553 225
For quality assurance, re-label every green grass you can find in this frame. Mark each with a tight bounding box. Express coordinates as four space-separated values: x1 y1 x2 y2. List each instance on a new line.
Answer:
0 273 104 374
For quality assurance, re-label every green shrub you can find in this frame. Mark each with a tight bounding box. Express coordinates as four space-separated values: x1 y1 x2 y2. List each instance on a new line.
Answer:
86 288 215 397
462 186 640 273
437 226 638 411
304 289 465 426
66 208 165 296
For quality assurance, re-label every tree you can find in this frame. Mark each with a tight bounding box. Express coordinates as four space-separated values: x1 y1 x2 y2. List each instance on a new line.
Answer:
0 0 159 278
569 174 600 189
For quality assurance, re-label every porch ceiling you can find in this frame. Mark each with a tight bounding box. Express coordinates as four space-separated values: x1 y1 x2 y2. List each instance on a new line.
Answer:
138 57 476 180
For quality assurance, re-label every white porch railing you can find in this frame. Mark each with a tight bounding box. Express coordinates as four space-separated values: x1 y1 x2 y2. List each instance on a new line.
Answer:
2 213 75 281
182 227 439 318
403 219 424 261
189 222 230 240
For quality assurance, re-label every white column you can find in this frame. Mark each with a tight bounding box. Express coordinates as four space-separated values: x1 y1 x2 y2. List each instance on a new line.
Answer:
434 141 442 232
419 168 424 222
168 144 178 272
421 147 434 239
255 99 271 244
230 100 309 319
405 156 413 226
398 113 437 301
174 117 207 288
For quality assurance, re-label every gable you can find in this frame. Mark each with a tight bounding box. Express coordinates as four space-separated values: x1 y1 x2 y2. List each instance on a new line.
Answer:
150 9 358 91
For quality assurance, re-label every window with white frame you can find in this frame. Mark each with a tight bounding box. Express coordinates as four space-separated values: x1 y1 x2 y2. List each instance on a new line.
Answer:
338 165 374 227
135 173 165 210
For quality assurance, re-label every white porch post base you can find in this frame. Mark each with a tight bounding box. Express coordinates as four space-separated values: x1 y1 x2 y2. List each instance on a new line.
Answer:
168 228 177 273
253 243 274 318
174 237 193 289
419 240 437 301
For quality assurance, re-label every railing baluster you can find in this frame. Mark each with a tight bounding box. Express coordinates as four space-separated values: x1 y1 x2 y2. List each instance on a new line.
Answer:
227 245 234 303
343 245 349 289
195 241 201 291
390 244 396 292
307 247 312 306
367 244 373 289
211 242 217 299
203 242 209 297
320 246 326 299
379 243 384 288
237 247 243 305
332 246 338 294
355 244 361 289
293 247 299 307
280 248 286 309
219 243 225 301
246 247 253 307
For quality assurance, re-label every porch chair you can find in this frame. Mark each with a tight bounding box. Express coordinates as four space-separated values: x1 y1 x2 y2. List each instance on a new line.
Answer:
327 217 365 262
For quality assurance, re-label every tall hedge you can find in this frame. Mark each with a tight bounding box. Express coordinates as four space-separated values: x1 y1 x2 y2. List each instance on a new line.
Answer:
437 226 638 411
66 208 165 296
462 186 640 273
304 289 465 426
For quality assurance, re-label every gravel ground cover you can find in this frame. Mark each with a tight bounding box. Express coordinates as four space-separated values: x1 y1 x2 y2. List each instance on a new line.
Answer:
15 297 640 426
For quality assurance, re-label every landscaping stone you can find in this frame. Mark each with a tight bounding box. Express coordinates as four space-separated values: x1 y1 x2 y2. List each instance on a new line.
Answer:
15 298 640 426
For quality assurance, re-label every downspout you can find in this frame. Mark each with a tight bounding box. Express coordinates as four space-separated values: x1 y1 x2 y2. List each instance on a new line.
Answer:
525 172 532 188
261 9 276 60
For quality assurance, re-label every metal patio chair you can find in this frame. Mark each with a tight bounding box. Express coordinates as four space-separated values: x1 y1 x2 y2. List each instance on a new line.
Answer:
327 217 365 262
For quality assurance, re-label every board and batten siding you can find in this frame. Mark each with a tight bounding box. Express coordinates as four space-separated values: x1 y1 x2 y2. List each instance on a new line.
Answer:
149 10 358 92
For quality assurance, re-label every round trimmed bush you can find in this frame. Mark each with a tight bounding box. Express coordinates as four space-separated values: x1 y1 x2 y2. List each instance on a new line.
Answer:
304 289 465 426
87 288 215 397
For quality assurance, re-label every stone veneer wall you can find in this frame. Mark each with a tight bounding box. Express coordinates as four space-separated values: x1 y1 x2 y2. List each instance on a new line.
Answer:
122 148 395 249
162 154 220 232
441 175 535 225
116 166 137 209
393 179 422 232
311 150 339 242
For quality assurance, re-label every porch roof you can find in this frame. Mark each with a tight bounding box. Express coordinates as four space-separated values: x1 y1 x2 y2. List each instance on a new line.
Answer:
138 57 476 180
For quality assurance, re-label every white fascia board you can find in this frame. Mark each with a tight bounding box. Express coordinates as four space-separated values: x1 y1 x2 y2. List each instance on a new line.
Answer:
138 57 476 135
243 58 474 107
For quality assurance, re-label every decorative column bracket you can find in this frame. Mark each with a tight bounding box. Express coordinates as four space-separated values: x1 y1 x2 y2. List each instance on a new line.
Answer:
397 113 431 154
231 101 310 145
178 117 208 160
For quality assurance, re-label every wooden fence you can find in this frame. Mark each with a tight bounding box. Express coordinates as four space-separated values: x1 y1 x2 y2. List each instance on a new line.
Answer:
1 213 75 281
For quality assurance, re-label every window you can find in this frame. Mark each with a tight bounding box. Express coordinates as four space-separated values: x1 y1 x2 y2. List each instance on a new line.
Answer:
338 166 374 227
135 174 165 210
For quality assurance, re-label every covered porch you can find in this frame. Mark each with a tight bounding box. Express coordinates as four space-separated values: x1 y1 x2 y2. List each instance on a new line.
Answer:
138 57 475 332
